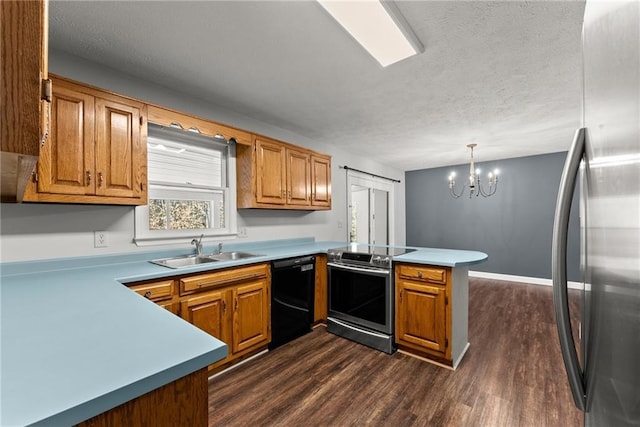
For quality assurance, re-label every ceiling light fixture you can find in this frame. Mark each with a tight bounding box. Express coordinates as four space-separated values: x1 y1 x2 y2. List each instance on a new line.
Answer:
317 0 424 67
448 144 499 199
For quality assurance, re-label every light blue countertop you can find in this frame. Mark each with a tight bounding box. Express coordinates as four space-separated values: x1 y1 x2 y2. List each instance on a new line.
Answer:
0 238 486 426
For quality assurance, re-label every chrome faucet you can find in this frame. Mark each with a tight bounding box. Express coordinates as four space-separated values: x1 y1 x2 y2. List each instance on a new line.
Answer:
217 242 223 254
191 234 204 256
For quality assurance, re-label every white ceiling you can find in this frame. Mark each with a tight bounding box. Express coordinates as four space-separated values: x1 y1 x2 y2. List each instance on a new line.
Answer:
49 0 586 172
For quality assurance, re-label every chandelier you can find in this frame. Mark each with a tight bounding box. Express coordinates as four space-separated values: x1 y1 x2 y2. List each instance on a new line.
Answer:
448 144 499 199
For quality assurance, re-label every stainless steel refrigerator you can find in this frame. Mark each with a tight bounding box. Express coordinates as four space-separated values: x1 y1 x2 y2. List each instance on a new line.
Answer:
552 1 640 426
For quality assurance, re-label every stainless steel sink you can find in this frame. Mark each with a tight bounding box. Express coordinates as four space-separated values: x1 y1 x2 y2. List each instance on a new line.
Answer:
150 251 262 268
150 255 220 269
208 251 262 261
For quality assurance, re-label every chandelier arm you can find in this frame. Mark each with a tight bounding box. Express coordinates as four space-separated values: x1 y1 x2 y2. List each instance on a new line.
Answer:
478 178 498 197
449 181 465 199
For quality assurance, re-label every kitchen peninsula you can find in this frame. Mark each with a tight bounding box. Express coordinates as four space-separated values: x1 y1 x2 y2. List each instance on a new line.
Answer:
0 238 486 426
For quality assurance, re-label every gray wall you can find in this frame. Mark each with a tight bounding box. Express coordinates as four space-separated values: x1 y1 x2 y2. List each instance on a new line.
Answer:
405 152 581 281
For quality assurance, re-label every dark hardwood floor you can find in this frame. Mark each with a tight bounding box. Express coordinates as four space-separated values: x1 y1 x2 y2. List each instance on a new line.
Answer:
208 278 583 426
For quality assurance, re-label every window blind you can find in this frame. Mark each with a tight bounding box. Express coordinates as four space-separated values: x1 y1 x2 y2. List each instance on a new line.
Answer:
147 124 228 189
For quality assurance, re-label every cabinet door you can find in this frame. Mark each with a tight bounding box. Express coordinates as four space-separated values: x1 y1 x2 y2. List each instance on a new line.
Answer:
232 280 270 354
311 155 331 208
38 83 95 195
396 280 447 353
95 97 145 199
1 0 47 202
181 290 229 345
255 138 286 205
286 148 310 206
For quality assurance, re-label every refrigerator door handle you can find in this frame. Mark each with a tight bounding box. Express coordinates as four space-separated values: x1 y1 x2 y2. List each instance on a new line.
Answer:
552 127 587 412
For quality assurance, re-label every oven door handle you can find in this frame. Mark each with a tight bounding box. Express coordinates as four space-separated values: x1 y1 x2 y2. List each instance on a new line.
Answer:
327 262 390 275
328 317 391 339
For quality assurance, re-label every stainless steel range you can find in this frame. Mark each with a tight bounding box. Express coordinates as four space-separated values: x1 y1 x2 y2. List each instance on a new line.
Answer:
326 245 414 354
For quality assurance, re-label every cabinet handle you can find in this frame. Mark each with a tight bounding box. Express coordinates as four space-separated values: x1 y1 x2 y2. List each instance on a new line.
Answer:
144 291 152 299
98 172 104 187
86 170 91 186
399 289 403 302
222 299 226 313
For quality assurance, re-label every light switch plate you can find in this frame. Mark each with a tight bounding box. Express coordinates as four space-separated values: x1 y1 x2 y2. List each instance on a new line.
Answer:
94 231 108 248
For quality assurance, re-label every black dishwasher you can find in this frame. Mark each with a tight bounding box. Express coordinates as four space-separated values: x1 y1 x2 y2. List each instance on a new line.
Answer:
269 256 315 350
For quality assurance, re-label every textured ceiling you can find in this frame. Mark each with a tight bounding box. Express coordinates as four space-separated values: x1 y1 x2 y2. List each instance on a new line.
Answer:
49 0 586 171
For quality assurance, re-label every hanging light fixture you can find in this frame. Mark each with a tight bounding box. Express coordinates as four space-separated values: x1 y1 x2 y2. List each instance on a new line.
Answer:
448 144 499 199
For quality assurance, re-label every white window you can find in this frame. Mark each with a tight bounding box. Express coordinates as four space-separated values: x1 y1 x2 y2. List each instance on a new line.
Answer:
134 123 237 245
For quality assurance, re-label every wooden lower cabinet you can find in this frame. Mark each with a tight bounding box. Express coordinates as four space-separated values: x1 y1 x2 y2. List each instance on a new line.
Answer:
233 281 270 353
395 263 452 365
75 368 208 427
180 289 228 346
127 279 178 314
314 254 328 323
178 263 271 372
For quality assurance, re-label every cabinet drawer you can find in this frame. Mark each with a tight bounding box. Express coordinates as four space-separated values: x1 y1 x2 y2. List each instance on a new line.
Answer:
397 264 447 285
180 263 269 294
129 279 174 301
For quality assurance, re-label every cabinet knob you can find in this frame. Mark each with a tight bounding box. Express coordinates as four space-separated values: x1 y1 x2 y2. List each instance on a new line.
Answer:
144 291 152 299
98 172 104 187
417 271 423 279
86 170 91 186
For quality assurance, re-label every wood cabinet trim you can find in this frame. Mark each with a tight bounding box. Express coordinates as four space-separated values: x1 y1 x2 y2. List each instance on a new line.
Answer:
147 104 251 146
179 263 269 294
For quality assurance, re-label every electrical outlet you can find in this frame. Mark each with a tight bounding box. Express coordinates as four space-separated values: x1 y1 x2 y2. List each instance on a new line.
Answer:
238 227 248 238
94 231 108 248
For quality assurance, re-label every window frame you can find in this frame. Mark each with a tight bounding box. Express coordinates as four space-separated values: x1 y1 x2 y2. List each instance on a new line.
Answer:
134 125 238 246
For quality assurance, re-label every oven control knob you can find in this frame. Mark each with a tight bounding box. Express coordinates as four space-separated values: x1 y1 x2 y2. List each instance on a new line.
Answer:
373 255 382 265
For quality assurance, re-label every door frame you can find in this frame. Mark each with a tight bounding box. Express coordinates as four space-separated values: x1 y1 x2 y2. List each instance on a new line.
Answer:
346 170 395 246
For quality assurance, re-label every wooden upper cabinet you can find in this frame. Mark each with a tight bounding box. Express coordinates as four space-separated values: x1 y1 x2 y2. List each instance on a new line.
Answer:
237 135 331 210
311 154 331 208
24 76 147 205
286 148 311 206
256 138 286 205
37 84 94 195
95 97 144 199
0 0 48 202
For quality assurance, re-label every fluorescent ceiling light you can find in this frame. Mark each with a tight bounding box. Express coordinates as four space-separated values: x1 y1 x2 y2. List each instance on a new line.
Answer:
317 0 424 67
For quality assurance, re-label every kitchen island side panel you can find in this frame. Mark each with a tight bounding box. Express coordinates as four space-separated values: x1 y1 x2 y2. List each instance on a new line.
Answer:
451 266 470 369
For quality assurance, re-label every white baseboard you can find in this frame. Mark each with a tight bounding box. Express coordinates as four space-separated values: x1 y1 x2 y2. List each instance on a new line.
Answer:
469 271 583 290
